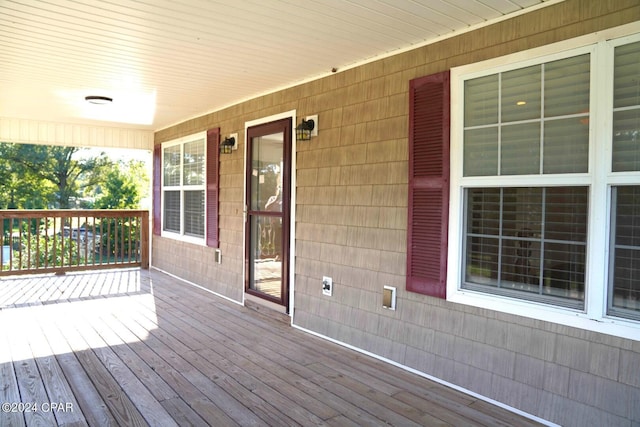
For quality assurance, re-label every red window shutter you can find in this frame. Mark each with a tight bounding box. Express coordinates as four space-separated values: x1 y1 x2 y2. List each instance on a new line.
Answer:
152 144 162 236
206 128 220 248
407 70 450 298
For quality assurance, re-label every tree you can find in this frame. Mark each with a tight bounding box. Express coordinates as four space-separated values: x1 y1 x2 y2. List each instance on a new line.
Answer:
93 160 145 209
0 151 54 210
92 160 148 259
0 143 110 209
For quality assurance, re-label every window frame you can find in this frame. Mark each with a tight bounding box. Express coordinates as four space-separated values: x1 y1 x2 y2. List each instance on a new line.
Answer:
461 186 589 309
447 24 640 340
161 131 208 246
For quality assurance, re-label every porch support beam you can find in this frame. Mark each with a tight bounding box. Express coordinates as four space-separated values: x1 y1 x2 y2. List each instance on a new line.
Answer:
0 117 153 150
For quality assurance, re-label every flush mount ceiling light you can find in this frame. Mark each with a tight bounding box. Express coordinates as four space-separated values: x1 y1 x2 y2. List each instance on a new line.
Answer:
84 95 113 105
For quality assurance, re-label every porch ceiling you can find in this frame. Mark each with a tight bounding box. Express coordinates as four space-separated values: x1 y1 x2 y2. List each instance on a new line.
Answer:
1 0 554 134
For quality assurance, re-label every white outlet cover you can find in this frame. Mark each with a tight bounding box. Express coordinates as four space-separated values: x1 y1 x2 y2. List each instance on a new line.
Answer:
383 285 396 310
322 276 332 296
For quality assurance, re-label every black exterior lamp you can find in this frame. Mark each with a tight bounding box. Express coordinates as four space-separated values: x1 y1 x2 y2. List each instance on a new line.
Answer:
296 118 315 141
220 136 235 154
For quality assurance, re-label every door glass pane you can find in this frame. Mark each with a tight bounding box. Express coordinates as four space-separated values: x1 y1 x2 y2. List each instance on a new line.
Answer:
249 215 282 298
248 129 285 303
251 133 283 212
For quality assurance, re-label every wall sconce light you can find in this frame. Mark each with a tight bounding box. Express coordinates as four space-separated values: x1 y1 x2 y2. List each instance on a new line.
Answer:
296 118 315 141
220 136 235 154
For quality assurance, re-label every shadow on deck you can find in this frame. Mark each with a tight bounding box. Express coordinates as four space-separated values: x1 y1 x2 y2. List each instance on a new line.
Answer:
0 269 543 426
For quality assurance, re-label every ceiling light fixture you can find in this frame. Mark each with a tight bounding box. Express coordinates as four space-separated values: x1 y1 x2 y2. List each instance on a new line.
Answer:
85 95 113 105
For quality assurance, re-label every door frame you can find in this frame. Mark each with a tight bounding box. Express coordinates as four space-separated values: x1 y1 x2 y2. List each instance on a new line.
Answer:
243 110 297 317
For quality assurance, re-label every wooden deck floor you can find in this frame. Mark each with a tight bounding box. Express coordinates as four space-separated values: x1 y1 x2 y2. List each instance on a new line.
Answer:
0 269 543 426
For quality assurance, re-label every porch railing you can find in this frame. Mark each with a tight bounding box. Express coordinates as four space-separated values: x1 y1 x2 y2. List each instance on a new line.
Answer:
0 210 149 276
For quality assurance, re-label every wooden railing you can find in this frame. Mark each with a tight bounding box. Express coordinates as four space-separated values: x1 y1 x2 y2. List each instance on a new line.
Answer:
0 210 149 276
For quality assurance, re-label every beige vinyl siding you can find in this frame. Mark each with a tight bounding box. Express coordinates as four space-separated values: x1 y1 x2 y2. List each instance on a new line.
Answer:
153 1 640 425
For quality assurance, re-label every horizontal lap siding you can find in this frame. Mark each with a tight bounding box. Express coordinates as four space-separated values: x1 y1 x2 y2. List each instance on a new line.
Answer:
153 2 640 425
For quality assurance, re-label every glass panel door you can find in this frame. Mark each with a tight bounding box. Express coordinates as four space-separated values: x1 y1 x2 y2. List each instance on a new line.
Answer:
246 119 291 310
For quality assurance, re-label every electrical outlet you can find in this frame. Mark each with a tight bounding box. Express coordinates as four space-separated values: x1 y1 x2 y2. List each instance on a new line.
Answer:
322 276 333 296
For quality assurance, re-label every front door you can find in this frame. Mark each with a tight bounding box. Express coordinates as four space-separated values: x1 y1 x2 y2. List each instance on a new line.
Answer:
245 118 291 311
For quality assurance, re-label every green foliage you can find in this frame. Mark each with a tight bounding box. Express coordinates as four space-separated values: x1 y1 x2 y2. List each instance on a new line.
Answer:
0 143 147 210
0 147 55 209
0 143 111 209
94 160 146 209
11 235 84 270
96 218 140 259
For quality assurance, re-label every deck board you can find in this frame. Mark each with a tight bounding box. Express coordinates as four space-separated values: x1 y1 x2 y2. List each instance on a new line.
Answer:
0 269 545 426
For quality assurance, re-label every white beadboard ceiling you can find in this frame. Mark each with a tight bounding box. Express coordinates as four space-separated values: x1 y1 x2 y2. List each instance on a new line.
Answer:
0 0 554 133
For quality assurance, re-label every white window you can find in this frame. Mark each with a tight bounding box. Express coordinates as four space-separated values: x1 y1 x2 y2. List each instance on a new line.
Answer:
162 132 206 243
449 28 640 339
609 38 640 322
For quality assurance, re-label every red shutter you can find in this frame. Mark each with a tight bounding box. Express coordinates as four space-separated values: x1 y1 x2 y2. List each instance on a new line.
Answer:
152 144 162 236
206 128 220 248
407 70 450 298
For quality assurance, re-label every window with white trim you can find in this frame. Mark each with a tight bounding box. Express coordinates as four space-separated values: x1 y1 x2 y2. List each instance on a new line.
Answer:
162 132 206 242
609 39 640 321
450 31 640 332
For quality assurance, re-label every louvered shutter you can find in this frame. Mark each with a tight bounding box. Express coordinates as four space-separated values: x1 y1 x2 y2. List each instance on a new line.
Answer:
206 128 220 248
407 70 450 298
152 144 162 236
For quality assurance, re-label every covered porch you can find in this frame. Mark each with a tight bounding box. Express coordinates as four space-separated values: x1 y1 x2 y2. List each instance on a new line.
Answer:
0 268 541 426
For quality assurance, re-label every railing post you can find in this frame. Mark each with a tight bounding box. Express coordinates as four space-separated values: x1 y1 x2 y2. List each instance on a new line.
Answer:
141 211 150 269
